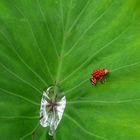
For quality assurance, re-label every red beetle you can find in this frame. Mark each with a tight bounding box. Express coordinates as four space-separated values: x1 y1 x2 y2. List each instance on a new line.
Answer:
90 69 109 85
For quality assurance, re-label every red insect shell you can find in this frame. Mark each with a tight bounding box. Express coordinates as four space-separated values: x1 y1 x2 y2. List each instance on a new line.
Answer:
90 69 109 85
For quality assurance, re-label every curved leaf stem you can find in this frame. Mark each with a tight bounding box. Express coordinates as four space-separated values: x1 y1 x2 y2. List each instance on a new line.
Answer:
55 0 71 83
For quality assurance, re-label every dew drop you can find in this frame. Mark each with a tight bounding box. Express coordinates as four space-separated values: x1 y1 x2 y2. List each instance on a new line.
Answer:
40 85 66 136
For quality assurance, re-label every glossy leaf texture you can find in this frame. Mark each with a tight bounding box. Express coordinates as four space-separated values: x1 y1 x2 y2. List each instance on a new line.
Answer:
0 0 140 139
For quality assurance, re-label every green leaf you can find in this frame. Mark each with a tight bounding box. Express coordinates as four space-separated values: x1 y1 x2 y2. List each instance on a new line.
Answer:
0 0 140 139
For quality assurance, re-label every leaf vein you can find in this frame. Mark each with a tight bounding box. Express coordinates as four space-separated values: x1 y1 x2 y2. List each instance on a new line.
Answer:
0 62 41 94
0 29 47 86
61 24 130 84
64 113 108 140
0 87 40 106
15 5 54 82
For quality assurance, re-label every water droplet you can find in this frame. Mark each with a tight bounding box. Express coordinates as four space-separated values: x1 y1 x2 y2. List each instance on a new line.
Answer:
40 85 66 136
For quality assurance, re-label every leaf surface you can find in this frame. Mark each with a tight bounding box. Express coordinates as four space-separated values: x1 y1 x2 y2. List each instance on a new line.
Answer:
0 0 140 139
